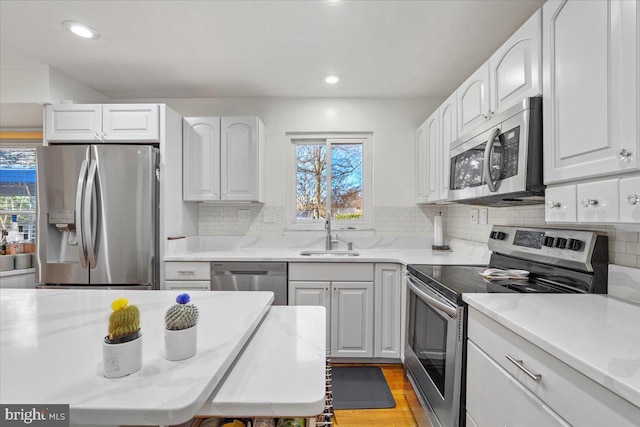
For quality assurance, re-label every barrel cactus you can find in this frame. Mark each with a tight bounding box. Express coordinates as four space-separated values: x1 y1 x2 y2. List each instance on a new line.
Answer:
107 298 140 342
165 293 199 331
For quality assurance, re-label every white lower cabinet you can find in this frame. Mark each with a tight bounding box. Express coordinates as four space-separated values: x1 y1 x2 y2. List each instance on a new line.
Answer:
467 307 640 427
466 341 570 427
164 262 211 290
288 281 331 350
331 281 374 358
374 263 402 359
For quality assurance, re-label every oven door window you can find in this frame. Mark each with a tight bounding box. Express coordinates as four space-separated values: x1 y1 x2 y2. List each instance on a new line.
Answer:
410 291 449 397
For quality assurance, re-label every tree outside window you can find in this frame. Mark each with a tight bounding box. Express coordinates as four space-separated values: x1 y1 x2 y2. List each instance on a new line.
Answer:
0 147 37 240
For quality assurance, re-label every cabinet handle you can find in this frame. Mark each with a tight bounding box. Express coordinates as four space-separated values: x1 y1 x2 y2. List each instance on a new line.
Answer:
628 194 640 206
581 198 598 208
95 131 100 139
221 193 227 200
505 354 541 381
618 149 632 159
177 270 195 275
546 201 561 209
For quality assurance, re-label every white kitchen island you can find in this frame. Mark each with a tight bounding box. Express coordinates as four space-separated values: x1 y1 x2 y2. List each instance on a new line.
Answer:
0 289 326 426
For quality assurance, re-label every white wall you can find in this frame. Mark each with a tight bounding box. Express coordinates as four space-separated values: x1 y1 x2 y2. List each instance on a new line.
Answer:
0 66 49 104
114 97 441 206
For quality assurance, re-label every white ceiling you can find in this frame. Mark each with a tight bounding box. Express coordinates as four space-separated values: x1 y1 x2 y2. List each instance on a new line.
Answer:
0 0 545 99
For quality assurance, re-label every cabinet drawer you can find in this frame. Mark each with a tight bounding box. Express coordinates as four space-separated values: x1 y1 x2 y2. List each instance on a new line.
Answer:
466 341 569 427
165 262 210 280
620 175 640 223
545 185 576 222
289 263 374 281
468 308 640 427
165 280 211 291
576 179 619 222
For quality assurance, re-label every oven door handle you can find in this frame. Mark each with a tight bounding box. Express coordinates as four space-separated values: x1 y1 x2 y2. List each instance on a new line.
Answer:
483 127 501 192
408 277 458 319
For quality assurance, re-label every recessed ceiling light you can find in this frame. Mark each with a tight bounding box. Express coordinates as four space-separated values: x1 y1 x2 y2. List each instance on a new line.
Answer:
62 20 100 39
324 74 342 84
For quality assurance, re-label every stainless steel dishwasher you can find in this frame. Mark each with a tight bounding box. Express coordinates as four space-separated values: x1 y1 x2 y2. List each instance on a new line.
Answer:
210 262 287 305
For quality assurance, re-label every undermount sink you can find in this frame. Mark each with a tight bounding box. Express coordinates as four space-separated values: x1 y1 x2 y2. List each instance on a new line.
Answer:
299 250 360 257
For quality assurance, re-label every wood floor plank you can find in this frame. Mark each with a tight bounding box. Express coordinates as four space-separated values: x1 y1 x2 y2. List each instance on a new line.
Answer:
332 364 418 427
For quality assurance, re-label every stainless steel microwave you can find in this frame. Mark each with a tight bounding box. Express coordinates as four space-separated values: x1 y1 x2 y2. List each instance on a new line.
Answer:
448 97 544 206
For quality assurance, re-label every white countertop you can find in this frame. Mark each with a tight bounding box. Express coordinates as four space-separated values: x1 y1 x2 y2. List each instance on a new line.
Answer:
0 289 273 426
198 306 326 418
462 294 640 409
164 247 488 266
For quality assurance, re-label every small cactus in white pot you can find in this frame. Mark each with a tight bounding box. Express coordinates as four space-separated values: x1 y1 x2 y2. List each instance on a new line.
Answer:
103 298 142 378
164 293 199 361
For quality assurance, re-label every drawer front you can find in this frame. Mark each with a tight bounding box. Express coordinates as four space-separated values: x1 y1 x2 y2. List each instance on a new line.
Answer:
468 308 640 427
289 263 374 281
466 341 569 427
164 280 211 291
620 175 640 223
545 185 577 222
165 262 210 280
576 179 619 222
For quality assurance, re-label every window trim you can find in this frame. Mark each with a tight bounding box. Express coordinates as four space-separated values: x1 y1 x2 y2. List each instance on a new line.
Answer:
286 132 373 231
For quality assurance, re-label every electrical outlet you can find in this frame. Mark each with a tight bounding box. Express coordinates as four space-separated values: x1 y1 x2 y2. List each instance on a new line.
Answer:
263 209 275 223
470 208 479 224
479 208 488 225
238 209 251 223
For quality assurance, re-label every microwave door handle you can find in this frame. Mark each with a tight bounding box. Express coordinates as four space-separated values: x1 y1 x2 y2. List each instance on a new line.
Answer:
84 159 98 269
408 277 457 319
483 127 501 192
75 159 88 269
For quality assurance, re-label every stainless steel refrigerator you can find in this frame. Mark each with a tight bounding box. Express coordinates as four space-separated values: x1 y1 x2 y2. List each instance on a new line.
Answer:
36 145 158 289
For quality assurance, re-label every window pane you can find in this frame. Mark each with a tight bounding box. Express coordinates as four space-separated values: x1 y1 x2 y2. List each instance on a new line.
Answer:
0 148 37 240
295 144 327 220
331 143 362 220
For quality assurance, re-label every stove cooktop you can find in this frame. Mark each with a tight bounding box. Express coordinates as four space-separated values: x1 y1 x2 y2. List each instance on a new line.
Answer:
407 264 578 304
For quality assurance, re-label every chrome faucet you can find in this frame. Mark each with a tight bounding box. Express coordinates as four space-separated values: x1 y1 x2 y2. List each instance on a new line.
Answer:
325 212 339 250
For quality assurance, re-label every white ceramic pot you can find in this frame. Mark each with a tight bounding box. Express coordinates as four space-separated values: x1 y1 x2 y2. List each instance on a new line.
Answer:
164 325 197 361
15 253 31 270
103 334 142 378
0 255 14 271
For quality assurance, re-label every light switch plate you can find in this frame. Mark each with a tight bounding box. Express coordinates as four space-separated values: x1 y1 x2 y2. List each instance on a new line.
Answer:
479 208 488 225
470 208 479 224
238 209 251 223
263 209 275 223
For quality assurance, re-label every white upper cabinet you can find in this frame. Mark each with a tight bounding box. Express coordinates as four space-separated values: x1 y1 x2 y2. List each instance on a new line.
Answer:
543 0 639 183
425 111 440 202
220 117 265 202
457 63 490 137
183 116 265 203
183 117 221 201
439 92 458 201
416 119 429 203
489 9 542 115
45 104 159 142
620 176 640 223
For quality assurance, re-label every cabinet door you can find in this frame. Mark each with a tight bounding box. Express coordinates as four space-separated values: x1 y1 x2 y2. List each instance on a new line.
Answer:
489 9 541 115
620 176 640 223
415 120 428 203
457 63 490 137
543 0 638 183
466 341 570 427
425 112 440 202
183 117 221 201
45 104 102 142
289 281 331 351
374 264 402 359
331 281 374 358
545 185 577 223
439 92 458 200
221 117 260 201
102 104 159 142
576 179 619 223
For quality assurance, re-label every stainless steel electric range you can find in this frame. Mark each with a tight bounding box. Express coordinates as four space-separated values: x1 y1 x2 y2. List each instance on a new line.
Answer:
404 225 609 427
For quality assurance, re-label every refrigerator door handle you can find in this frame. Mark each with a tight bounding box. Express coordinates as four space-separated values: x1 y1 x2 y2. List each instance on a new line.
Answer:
75 159 88 269
84 159 98 269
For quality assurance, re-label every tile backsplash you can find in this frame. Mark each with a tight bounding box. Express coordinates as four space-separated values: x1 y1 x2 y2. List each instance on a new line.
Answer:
198 203 638 268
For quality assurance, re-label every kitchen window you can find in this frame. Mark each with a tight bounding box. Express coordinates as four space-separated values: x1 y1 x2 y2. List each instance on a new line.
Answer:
0 145 37 241
287 133 372 230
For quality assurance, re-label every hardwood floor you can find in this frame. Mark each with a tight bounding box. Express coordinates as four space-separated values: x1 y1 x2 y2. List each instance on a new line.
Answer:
332 364 418 427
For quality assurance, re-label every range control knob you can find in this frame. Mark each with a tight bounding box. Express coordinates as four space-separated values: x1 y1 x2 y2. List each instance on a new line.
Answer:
496 232 507 240
543 236 555 247
568 239 583 251
490 231 497 239
554 238 568 249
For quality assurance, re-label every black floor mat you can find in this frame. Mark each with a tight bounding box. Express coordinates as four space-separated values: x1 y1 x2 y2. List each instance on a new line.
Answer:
331 366 396 409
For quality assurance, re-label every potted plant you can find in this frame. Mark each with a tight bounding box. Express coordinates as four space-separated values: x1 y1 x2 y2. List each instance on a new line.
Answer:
164 293 199 361
102 298 142 378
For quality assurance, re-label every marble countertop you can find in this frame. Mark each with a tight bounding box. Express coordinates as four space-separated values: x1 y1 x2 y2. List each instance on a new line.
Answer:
0 289 273 426
198 306 326 417
164 247 488 266
463 294 640 409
